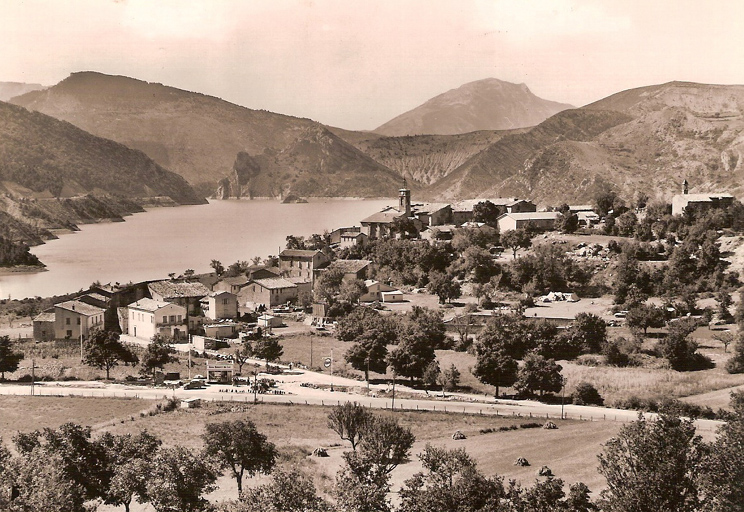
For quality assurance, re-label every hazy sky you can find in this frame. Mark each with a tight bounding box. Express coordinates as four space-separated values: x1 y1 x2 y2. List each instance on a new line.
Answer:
3 0 744 130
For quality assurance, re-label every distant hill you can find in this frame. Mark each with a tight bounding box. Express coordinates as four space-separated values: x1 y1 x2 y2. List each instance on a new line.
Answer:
0 100 205 244
425 81 744 204
0 81 45 102
12 72 403 198
374 78 573 136
330 126 524 186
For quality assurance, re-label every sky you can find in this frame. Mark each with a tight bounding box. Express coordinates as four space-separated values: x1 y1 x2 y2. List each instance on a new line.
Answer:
2 0 744 130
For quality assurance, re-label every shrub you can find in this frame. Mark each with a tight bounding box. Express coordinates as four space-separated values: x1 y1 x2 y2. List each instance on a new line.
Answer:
573 382 604 406
519 422 543 429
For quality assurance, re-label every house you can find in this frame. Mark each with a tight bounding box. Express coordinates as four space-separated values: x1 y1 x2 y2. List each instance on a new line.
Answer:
238 277 299 309
53 300 106 340
77 293 109 310
148 280 211 317
451 198 537 225
339 231 368 249
497 212 560 232
361 280 400 302
200 291 238 321
258 314 283 329
203 321 239 339
671 180 734 216
316 259 372 283
247 266 281 280
381 290 405 302
411 203 452 226
577 211 600 227
330 226 368 248
32 309 56 341
127 298 188 341
213 276 250 295
278 249 330 281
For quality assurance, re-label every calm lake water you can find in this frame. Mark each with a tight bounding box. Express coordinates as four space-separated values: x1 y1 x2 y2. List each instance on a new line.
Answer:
0 199 391 299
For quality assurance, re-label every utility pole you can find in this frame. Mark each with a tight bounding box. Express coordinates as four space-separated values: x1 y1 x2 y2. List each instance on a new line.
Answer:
188 334 192 380
561 377 567 420
80 330 84 362
391 371 396 411
366 357 370 391
31 358 35 396
310 337 313 369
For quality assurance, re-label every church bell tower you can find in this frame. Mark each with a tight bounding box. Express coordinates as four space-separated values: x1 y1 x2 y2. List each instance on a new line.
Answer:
399 178 411 216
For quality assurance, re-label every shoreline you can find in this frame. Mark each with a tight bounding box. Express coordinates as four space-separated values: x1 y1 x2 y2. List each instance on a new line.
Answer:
0 265 47 276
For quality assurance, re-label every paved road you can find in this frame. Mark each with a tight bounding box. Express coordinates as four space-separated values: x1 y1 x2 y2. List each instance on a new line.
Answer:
0 365 723 433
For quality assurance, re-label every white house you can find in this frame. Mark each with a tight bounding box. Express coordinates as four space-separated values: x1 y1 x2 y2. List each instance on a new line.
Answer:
200 291 238 321
361 280 400 302
53 300 105 340
128 298 188 341
497 212 560 232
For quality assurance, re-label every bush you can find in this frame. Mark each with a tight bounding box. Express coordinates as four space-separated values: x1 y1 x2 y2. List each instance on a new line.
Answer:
519 422 543 429
572 382 604 406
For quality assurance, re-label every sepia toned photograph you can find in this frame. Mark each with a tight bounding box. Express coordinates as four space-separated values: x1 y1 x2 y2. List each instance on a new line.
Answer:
1 1 744 510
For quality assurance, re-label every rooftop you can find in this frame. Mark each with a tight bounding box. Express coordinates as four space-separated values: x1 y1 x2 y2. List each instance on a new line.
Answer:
451 198 526 211
500 211 560 221
361 208 405 224
253 277 298 290
128 298 175 312
676 193 734 201
54 300 106 316
279 249 323 258
412 202 451 214
33 311 56 322
148 280 211 299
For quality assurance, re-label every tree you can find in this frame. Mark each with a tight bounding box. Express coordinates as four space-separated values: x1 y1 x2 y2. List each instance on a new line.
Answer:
202 419 277 496
439 363 460 393
571 313 608 354
210 259 225 276
713 331 734 353
657 320 711 371
398 444 505 512
404 306 447 349
625 304 665 335
240 467 329 512
556 210 579 234
314 267 345 303
0 335 23 380
426 271 461 304
472 200 502 227
338 279 367 304
422 360 440 395
99 430 162 512
144 445 217 512
501 229 532 259
387 330 436 383
327 401 372 451
4 450 86 512
573 382 604 406
252 337 283 369
472 341 518 398
514 353 563 397
699 391 744 512
234 343 253 375
140 334 177 381
83 328 138 380
598 413 702 512
340 308 397 380
725 333 744 374
356 414 415 475
735 290 744 329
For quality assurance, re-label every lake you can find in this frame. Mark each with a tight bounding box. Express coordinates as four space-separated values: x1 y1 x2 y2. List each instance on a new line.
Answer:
0 199 391 299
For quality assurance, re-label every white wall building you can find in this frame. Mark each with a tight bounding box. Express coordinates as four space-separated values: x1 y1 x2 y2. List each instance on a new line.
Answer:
128 298 188 341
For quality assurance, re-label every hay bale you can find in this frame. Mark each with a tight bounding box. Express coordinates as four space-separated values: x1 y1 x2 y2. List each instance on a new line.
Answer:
452 430 466 440
543 421 558 430
537 465 553 477
514 457 530 467
312 447 329 457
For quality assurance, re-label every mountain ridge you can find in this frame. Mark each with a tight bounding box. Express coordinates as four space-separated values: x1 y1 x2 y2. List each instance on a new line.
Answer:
374 78 574 136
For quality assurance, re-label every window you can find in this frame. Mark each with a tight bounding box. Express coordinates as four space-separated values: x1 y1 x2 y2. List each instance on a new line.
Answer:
66 318 70 325
66 330 72 337
177 315 182 322
163 316 168 323
223 298 229 305
77 317 81 325
170 315 176 323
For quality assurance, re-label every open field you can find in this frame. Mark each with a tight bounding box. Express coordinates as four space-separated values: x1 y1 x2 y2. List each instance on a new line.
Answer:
0 396 618 511
0 395 151 441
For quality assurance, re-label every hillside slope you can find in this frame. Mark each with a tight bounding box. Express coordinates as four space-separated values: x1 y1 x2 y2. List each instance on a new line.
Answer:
12 72 402 198
0 100 205 244
374 78 573 136
330 127 523 186
426 82 744 204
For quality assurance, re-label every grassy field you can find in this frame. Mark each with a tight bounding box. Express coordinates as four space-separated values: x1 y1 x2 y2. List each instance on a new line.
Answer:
0 395 151 441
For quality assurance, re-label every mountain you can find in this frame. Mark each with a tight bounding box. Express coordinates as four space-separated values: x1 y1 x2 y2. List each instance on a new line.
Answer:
329 127 524 186
374 78 573 136
12 72 403 198
0 100 205 244
425 81 744 204
0 81 45 102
